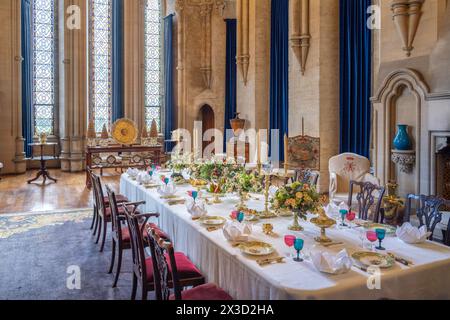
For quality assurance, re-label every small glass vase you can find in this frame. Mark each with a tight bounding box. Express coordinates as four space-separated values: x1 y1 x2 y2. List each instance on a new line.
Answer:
288 209 304 232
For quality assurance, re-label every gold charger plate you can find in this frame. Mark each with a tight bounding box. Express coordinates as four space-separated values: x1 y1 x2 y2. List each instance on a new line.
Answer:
239 241 275 256
352 251 395 269
276 209 293 217
142 183 159 188
199 216 227 226
189 179 209 187
111 118 138 145
258 211 278 219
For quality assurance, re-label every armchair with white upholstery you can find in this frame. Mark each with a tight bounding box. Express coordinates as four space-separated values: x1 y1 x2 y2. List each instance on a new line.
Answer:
328 153 379 204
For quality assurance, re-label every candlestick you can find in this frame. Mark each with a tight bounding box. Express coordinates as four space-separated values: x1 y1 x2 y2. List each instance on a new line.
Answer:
193 129 199 161
284 134 288 174
257 130 261 165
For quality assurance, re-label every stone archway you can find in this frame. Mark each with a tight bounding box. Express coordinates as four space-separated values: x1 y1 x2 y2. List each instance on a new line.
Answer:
371 68 430 195
199 104 215 153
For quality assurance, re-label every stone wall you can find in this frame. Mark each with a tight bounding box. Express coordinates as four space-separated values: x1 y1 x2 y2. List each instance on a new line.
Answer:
372 0 450 197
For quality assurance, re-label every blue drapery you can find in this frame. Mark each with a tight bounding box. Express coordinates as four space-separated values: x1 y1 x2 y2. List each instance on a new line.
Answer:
22 0 33 158
111 0 124 122
164 14 174 145
224 19 237 149
339 0 372 158
269 0 289 162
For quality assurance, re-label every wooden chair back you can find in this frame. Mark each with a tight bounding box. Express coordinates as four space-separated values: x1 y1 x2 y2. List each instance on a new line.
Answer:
348 180 385 222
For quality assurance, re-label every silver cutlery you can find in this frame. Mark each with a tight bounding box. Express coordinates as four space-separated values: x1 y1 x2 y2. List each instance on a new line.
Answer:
387 252 413 266
322 242 344 248
257 256 285 267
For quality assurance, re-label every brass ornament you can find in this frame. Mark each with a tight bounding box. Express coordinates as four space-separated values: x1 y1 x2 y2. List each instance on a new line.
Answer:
111 118 138 145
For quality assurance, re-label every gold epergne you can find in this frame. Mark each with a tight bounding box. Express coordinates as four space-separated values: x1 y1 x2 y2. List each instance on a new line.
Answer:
212 193 222 204
310 207 336 243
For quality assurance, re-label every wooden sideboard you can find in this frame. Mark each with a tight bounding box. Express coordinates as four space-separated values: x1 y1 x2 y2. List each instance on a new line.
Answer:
85 144 163 188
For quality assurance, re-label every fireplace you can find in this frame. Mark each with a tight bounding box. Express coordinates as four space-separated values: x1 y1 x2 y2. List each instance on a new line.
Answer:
436 137 450 210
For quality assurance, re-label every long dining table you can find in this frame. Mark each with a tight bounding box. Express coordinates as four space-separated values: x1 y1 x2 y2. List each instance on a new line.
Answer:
120 172 450 300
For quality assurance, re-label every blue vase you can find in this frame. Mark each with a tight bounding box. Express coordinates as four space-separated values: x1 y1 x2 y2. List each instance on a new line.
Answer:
393 125 412 150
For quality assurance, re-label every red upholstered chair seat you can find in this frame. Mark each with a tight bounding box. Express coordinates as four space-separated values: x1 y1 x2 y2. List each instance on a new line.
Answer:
145 252 203 283
169 283 233 300
121 223 168 242
103 194 129 205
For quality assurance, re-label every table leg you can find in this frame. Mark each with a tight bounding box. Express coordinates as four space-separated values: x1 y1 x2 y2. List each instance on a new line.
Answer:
27 158 57 184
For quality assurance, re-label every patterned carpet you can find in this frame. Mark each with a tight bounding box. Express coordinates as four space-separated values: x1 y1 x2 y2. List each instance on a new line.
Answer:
0 209 136 300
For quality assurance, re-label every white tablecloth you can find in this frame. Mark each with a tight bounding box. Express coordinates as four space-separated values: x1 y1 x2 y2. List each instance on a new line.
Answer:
120 174 450 300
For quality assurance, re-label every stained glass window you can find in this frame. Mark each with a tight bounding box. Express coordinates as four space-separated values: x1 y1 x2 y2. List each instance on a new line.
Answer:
144 0 162 131
32 0 57 135
89 0 113 133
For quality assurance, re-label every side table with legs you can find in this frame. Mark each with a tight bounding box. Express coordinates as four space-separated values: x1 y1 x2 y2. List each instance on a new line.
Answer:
28 142 58 184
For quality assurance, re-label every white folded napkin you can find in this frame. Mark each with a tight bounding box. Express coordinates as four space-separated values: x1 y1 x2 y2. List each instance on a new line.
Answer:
138 172 153 185
127 168 139 178
223 221 252 242
324 202 340 216
186 199 208 219
396 222 431 244
157 183 177 196
182 169 191 181
311 249 352 275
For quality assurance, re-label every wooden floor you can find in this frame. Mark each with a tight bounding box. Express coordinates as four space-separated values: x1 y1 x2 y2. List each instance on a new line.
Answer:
0 169 121 215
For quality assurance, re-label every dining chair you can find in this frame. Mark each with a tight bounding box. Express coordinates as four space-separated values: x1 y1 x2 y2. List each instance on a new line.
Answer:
88 168 129 237
91 172 135 252
147 225 232 301
124 209 206 300
293 169 320 188
105 185 152 287
404 195 450 242
105 182 171 288
329 153 379 204
348 180 386 223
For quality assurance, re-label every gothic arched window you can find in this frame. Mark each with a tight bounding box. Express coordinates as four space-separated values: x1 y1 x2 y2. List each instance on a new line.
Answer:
89 0 113 132
144 0 163 131
32 0 57 135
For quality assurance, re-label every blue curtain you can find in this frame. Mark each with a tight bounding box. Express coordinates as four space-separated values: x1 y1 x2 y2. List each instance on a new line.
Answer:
224 19 237 149
164 14 174 146
22 0 33 158
269 0 289 162
339 0 372 158
111 0 124 121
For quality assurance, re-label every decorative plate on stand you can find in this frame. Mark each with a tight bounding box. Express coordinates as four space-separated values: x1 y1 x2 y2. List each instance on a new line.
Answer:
111 118 138 145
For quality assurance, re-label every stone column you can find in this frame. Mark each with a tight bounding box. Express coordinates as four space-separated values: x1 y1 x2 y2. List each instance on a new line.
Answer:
175 0 186 129
60 0 88 172
236 0 270 131
0 0 26 174
288 0 340 193
13 0 27 173
124 0 145 130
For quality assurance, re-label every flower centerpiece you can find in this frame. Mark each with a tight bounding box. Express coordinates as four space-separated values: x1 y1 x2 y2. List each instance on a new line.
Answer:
166 153 193 173
224 170 263 209
272 181 320 231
